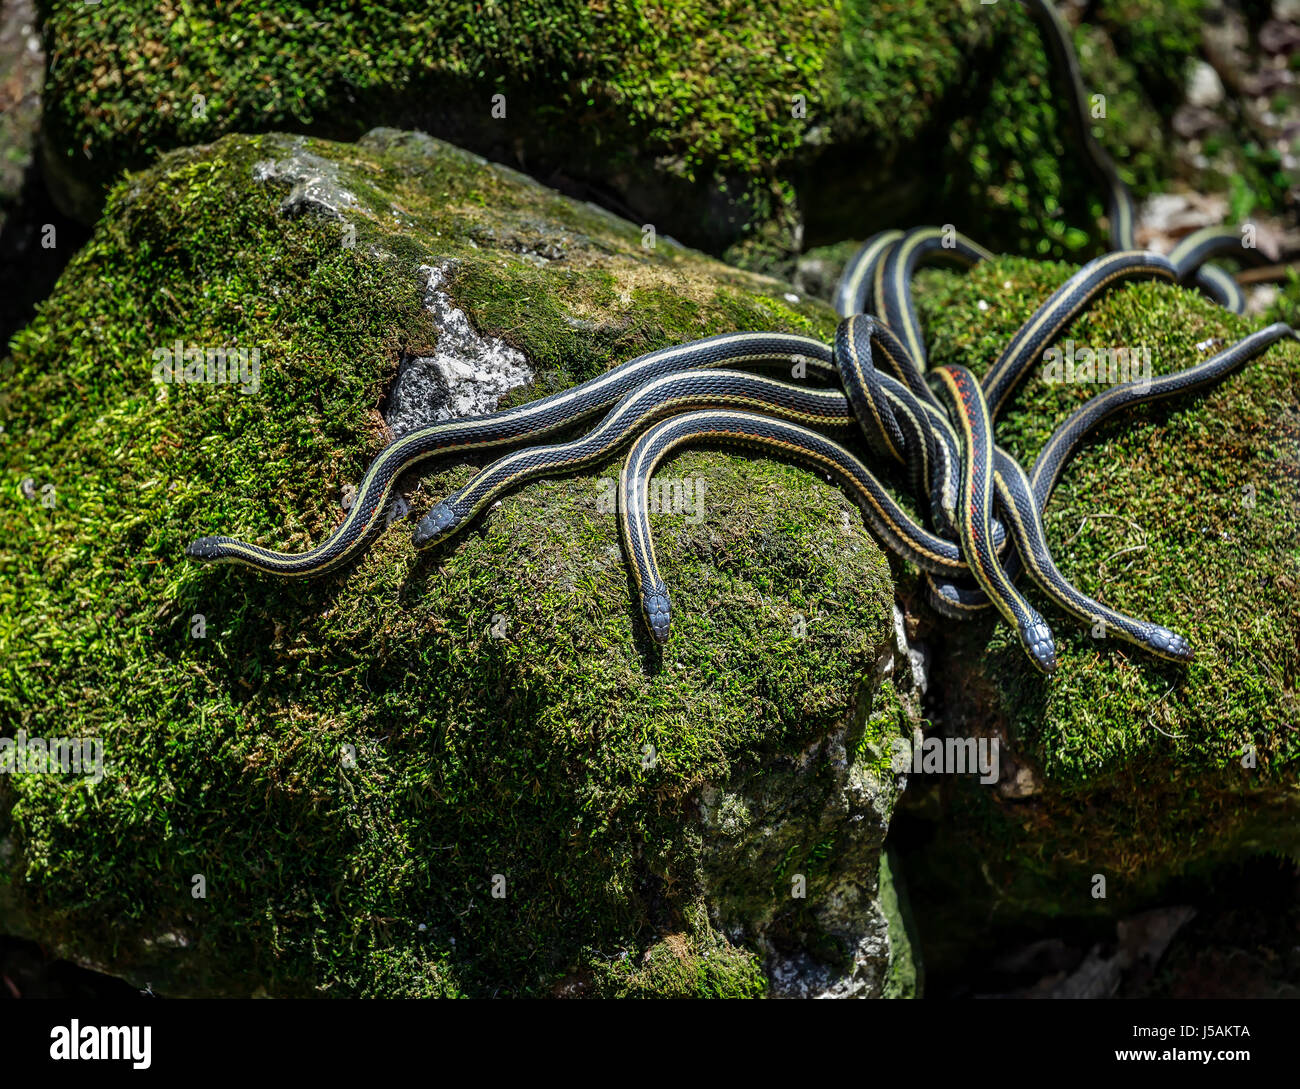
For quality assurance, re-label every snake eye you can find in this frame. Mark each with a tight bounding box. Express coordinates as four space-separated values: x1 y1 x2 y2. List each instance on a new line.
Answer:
412 502 459 549
642 590 671 643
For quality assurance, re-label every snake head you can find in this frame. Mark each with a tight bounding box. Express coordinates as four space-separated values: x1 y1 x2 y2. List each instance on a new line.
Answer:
1147 624 1194 662
641 589 672 643
411 502 460 550
1019 620 1058 674
185 536 226 562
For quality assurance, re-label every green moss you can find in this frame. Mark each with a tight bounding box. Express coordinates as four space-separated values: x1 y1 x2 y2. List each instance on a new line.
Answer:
821 0 1201 264
38 0 1274 265
935 2 1170 259
1095 0 1204 108
878 848 921 998
834 0 991 152
0 131 898 996
1264 268 1300 328
35 0 834 249
855 676 913 781
585 918 769 998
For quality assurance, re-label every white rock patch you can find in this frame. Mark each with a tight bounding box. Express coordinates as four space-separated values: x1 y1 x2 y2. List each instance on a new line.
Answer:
384 264 535 435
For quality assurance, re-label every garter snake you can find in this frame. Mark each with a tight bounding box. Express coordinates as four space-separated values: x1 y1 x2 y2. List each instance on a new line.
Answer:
612 332 1238 664
933 365 1060 671
421 366 1011 584
1030 322 1300 504
876 227 994 382
838 318 1198 662
979 251 1180 418
186 332 835 575
616 409 984 643
926 325 1298 648
410 369 856 550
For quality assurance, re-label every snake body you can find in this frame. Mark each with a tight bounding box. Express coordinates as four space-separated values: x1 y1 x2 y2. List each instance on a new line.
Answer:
979 252 1179 418
616 410 979 642
186 332 834 574
876 228 994 379
411 369 855 550
930 364 1058 672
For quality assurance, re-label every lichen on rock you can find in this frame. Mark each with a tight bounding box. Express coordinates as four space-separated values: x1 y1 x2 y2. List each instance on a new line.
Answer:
385 263 535 434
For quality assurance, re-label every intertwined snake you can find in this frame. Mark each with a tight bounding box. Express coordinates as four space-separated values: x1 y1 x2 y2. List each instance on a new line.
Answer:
186 0 1298 674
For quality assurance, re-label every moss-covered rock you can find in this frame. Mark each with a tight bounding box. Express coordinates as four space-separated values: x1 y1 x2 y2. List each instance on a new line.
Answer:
35 0 1241 268
5 105 1295 994
0 128 921 996
894 255 1298 976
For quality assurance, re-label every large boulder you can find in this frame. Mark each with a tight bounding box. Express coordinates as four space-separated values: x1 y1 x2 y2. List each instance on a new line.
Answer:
0 128 920 997
892 255 1300 978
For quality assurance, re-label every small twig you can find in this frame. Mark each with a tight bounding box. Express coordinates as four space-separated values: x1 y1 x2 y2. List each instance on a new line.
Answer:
1149 684 1185 740
1063 511 1147 549
1098 542 1147 582
1236 262 1300 286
